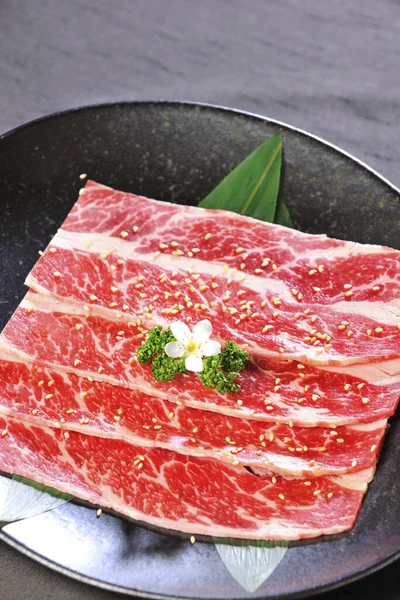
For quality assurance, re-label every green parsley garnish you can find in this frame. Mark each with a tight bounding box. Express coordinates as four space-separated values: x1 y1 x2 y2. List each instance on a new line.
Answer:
199 342 248 393
136 326 248 391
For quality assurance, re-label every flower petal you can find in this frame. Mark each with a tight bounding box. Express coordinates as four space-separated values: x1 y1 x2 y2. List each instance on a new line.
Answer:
192 319 212 343
185 354 204 373
198 339 221 357
164 341 185 358
170 322 191 344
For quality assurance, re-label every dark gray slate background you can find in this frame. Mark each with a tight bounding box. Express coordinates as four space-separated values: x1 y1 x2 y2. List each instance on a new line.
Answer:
0 1 399 599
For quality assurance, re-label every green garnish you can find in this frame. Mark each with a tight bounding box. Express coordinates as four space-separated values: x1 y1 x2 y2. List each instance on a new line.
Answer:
199 342 248 394
136 325 174 364
136 326 248 391
137 325 187 382
151 353 187 382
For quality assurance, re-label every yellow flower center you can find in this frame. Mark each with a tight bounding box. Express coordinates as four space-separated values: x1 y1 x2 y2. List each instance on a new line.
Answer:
186 339 198 354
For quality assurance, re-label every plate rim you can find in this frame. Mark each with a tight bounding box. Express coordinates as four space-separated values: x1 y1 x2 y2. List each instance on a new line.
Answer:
0 99 399 600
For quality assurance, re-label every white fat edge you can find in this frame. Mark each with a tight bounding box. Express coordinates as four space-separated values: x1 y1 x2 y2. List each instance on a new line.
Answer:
331 300 400 325
52 229 294 300
349 419 387 432
288 239 393 266
335 467 375 484
0 337 37 364
25 279 142 324
322 358 400 384
330 477 368 491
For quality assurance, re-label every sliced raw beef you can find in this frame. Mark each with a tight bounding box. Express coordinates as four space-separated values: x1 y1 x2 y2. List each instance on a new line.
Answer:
0 415 367 540
3 293 400 426
0 351 386 477
27 181 400 365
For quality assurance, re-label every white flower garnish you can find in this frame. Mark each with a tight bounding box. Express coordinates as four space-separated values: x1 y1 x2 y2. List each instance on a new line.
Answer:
164 320 221 373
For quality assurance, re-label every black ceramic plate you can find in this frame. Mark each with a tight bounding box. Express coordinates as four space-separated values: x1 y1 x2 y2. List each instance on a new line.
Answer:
0 102 399 600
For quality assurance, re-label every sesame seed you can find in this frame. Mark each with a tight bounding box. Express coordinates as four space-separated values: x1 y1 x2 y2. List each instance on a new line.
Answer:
317 264 324 273
308 269 317 276
278 493 285 500
66 409 75 414
1 430 8 438
347 330 353 338
31 408 38 415
327 492 333 499
204 233 212 240
120 231 129 239
98 366 104 373
272 298 281 306
74 359 81 367
132 226 139 233
361 397 369 404
313 490 321 496
372 285 380 291
336 438 344 443
54 271 62 278
351 460 357 467
345 291 353 298
49 247 57 254
367 329 372 336
370 444 377 452
343 284 352 290
344 384 351 391
375 327 383 333
304 481 311 486
190 536 196 544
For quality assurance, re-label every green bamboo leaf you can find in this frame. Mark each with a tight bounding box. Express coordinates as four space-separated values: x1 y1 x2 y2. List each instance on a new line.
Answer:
199 132 283 223
0 474 72 527
274 193 293 227
214 537 289 593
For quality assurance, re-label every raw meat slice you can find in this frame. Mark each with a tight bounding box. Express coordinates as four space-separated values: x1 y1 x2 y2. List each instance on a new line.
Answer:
63 182 400 309
27 180 400 365
3 293 400 426
0 415 367 540
0 351 386 478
